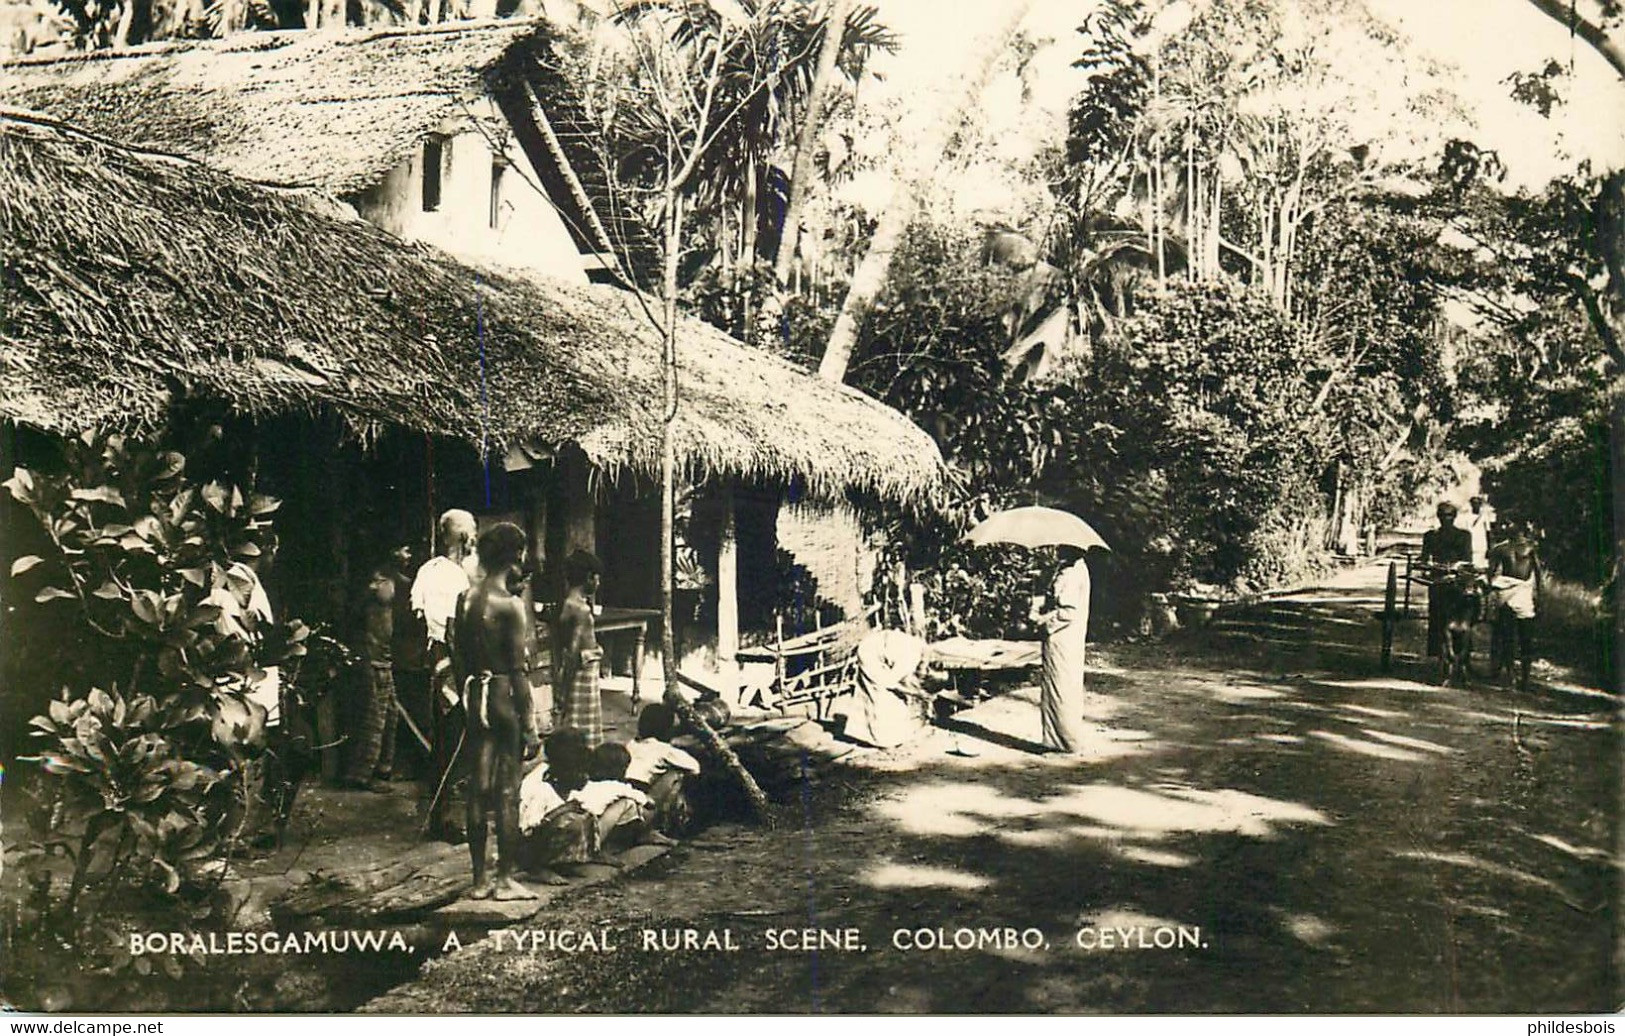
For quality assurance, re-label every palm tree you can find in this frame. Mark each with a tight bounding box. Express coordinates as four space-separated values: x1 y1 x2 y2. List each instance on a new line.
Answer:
612 0 891 346
817 0 1034 383
988 210 1186 385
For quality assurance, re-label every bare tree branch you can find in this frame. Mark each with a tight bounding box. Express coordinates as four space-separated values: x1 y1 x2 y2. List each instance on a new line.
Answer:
1522 0 1625 81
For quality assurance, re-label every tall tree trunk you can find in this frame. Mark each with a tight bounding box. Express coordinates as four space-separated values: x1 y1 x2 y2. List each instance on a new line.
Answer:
660 189 681 699
1522 0 1625 80
1207 175 1222 279
817 0 1033 382
114 0 135 44
773 0 853 286
1326 463 1343 551
1189 123 1202 282
658 190 772 822
1153 151 1166 288
741 163 759 339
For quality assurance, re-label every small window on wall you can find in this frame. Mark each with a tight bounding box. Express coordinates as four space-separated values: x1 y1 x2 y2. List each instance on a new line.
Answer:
489 162 505 229
422 137 445 212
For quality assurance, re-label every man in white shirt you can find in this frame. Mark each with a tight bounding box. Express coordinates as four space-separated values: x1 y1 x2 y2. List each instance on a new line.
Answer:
410 509 478 841
624 703 700 835
410 510 480 646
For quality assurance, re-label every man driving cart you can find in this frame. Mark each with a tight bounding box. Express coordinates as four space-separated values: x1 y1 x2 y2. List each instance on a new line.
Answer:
1419 501 1474 660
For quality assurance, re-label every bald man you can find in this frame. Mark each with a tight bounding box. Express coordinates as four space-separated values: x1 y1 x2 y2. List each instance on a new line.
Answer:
410 509 479 842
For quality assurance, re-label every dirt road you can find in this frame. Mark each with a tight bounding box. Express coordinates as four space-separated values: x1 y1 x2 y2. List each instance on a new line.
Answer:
367 561 1619 1013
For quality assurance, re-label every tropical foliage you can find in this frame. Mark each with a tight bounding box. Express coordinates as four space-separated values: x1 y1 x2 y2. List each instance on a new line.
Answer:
5 432 307 915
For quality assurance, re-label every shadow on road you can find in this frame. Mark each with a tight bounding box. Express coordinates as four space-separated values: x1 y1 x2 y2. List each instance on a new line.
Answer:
367 561 1619 1014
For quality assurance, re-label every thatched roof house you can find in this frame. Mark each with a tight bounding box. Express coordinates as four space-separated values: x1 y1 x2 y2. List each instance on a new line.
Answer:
2 19 658 285
0 111 941 507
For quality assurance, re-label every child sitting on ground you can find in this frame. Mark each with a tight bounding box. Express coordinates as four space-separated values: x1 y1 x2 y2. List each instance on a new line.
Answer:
515 755 595 885
513 730 596 882
624 703 700 836
572 742 677 853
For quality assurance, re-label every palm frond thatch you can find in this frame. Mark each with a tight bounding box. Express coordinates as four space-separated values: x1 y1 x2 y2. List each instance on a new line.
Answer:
3 21 538 191
0 112 942 507
0 18 661 284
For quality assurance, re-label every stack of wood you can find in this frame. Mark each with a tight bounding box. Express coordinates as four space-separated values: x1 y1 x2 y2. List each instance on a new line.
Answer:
712 717 855 798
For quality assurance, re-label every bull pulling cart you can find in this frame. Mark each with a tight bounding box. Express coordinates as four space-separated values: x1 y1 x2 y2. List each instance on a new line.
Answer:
1378 553 1524 686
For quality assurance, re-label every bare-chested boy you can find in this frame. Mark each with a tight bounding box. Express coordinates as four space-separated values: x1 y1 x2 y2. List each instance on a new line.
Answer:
450 522 540 901
1488 520 1544 692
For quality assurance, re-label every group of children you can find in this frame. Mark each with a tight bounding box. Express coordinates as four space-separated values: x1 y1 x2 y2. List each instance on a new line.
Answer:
345 509 701 901
512 705 699 889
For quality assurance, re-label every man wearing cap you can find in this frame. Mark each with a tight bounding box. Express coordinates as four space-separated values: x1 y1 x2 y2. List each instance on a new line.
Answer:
1419 502 1473 658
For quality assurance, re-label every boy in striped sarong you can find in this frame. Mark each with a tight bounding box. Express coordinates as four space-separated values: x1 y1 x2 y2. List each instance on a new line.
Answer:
553 551 605 750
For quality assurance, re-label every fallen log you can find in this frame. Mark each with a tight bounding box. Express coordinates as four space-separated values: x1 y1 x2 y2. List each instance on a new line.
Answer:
669 670 774 826
272 859 466 924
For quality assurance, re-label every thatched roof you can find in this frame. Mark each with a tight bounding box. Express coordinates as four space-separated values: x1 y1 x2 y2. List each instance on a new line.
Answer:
1 20 659 284
0 112 941 506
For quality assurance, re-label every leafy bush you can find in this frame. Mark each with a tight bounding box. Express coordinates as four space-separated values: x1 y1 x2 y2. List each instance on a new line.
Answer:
923 546 1049 640
4 431 307 916
1081 283 1331 588
26 687 221 909
848 240 1346 628
1533 574 1613 682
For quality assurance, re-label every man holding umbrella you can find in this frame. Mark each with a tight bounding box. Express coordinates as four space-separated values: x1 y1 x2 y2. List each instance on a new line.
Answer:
1030 546 1092 753
967 507 1107 755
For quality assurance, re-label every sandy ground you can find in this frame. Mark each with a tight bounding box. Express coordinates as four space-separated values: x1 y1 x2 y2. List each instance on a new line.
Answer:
361 559 1621 1014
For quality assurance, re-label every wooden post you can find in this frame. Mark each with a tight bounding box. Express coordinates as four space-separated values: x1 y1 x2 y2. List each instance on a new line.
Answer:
1381 561 1397 673
319 425 348 782
560 448 595 558
1402 548 1414 617
774 613 787 702
717 484 740 693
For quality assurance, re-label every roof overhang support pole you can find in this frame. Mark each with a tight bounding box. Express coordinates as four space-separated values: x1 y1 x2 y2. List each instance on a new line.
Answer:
561 447 595 559
717 482 740 695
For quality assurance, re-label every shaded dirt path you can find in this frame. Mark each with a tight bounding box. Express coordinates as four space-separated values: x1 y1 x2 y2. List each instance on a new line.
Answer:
367 562 1619 1013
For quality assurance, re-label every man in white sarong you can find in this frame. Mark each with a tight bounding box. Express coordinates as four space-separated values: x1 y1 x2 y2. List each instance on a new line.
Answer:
1488 522 1543 691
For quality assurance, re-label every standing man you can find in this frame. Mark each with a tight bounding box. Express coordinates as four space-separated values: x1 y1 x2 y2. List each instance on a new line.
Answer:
450 522 540 901
1419 501 1473 658
1467 495 1495 569
1030 545 1092 754
553 550 606 750
1488 520 1543 691
410 509 479 842
387 540 429 780
341 556 398 792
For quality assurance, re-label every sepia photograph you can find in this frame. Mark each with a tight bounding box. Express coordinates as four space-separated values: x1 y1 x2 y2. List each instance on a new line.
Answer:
0 0 1620 1016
